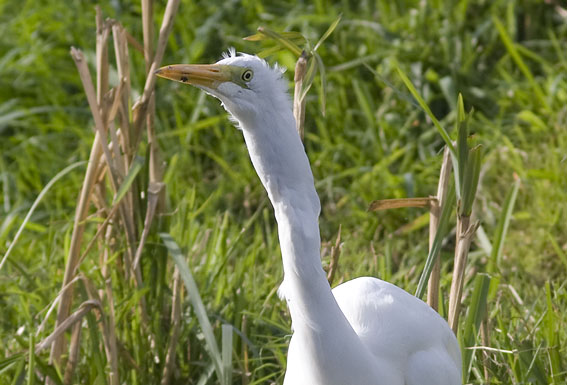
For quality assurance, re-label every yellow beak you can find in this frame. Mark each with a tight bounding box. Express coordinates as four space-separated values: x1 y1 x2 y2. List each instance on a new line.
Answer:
155 64 232 89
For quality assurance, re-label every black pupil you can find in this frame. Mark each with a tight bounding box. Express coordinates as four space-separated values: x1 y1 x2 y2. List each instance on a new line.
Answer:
243 71 250 80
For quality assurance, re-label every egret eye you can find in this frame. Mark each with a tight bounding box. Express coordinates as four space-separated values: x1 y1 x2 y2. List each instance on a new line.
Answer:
241 69 253 82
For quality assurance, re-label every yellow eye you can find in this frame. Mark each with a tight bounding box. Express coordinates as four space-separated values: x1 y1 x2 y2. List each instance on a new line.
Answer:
241 69 253 82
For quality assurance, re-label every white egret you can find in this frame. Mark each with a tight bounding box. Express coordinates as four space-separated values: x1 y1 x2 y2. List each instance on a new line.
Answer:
156 51 462 385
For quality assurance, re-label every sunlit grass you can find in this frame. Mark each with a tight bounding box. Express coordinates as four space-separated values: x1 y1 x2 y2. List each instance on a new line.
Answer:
1 0 566 384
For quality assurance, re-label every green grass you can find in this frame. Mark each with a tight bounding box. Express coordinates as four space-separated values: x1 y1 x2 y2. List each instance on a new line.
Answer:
1 0 566 384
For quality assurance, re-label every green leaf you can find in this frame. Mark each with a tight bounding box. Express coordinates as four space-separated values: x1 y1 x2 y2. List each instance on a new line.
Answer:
243 31 305 43
395 64 456 156
299 55 317 103
462 273 491 378
492 16 548 110
545 282 561 384
0 353 24 374
160 233 225 384
456 114 469 196
314 14 342 51
488 177 520 273
460 144 482 217
27 334 35 385
255 27 303 57
222 324 233 385
113 156 145 205
415 182 456 299
313 53 327 116
457 93 466 123
0 161 86 271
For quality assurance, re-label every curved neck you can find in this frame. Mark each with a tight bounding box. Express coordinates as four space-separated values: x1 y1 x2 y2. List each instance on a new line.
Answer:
239 103 347 330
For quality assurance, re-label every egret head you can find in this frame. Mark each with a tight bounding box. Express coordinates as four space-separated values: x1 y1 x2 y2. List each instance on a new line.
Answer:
156 50 290 127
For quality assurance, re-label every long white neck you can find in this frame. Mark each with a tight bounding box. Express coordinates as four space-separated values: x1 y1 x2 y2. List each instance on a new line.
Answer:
235 98 348 331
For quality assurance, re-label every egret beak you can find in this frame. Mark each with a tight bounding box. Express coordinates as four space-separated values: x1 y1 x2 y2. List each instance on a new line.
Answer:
155 64 232 89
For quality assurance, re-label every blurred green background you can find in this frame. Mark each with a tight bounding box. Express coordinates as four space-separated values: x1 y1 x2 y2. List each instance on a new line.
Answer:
1 0 566 383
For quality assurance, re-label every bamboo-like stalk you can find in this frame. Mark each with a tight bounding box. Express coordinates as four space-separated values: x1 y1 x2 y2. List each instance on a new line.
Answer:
50 0 180 379
448 216 479 332
132 0 181 134
293 51 308 140
101 265 120 385
62 323 82 385
142 0 166 214
133 182 163 269
38 300 101 354
49 11 111 366
427 147 452 310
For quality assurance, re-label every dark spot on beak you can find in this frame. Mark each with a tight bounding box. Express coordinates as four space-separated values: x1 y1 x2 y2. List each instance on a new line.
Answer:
180 76 188 83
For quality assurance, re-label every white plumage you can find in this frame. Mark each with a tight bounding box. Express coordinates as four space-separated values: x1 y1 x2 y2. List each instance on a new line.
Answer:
157 51 462 385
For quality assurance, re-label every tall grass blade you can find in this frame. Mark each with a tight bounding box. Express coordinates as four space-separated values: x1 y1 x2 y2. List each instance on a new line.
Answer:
544 282 561 384
255 27 303 57
313 14 342 51
27 334 35 385
222 324 233 385
415 183 456 299
492 16 548 110
160 233 224 384
460 144 482 216
487 177 520 273
313 53 327 116
395 64 456 156
456 115 468 195
112 156 145 205
0 161 85 271
462 273 491 378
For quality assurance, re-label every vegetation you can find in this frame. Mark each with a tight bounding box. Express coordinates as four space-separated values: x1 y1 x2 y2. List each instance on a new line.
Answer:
1 0 565 384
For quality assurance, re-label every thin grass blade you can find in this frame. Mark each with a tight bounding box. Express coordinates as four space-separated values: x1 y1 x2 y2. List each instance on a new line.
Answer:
462 273 491 378
314 14 342 51
487 177 520 273
160 233 224 383
460 144 482 217
395 64 456 156
415 183 456 299
222 324 233 385
256 27 302 57
112 156 145 205
0 161 85 271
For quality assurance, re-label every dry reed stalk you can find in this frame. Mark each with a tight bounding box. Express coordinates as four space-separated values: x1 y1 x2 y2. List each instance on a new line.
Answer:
101 267 120 385
63 322 81 385
51 0 180 377
132 0 181 134
161 267 182 385
142 0 166 214
133 182 164 269
427 147 452 310
49 131 103 363
80 275 119 385
327 225 342 285
38 300 101 354
448 216 479 332
293 51 309 140
112 23 132 157
49 12 111 361
368 197 436 211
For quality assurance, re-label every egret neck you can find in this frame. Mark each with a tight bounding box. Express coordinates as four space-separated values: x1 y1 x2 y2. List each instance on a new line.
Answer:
237 95 344 331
